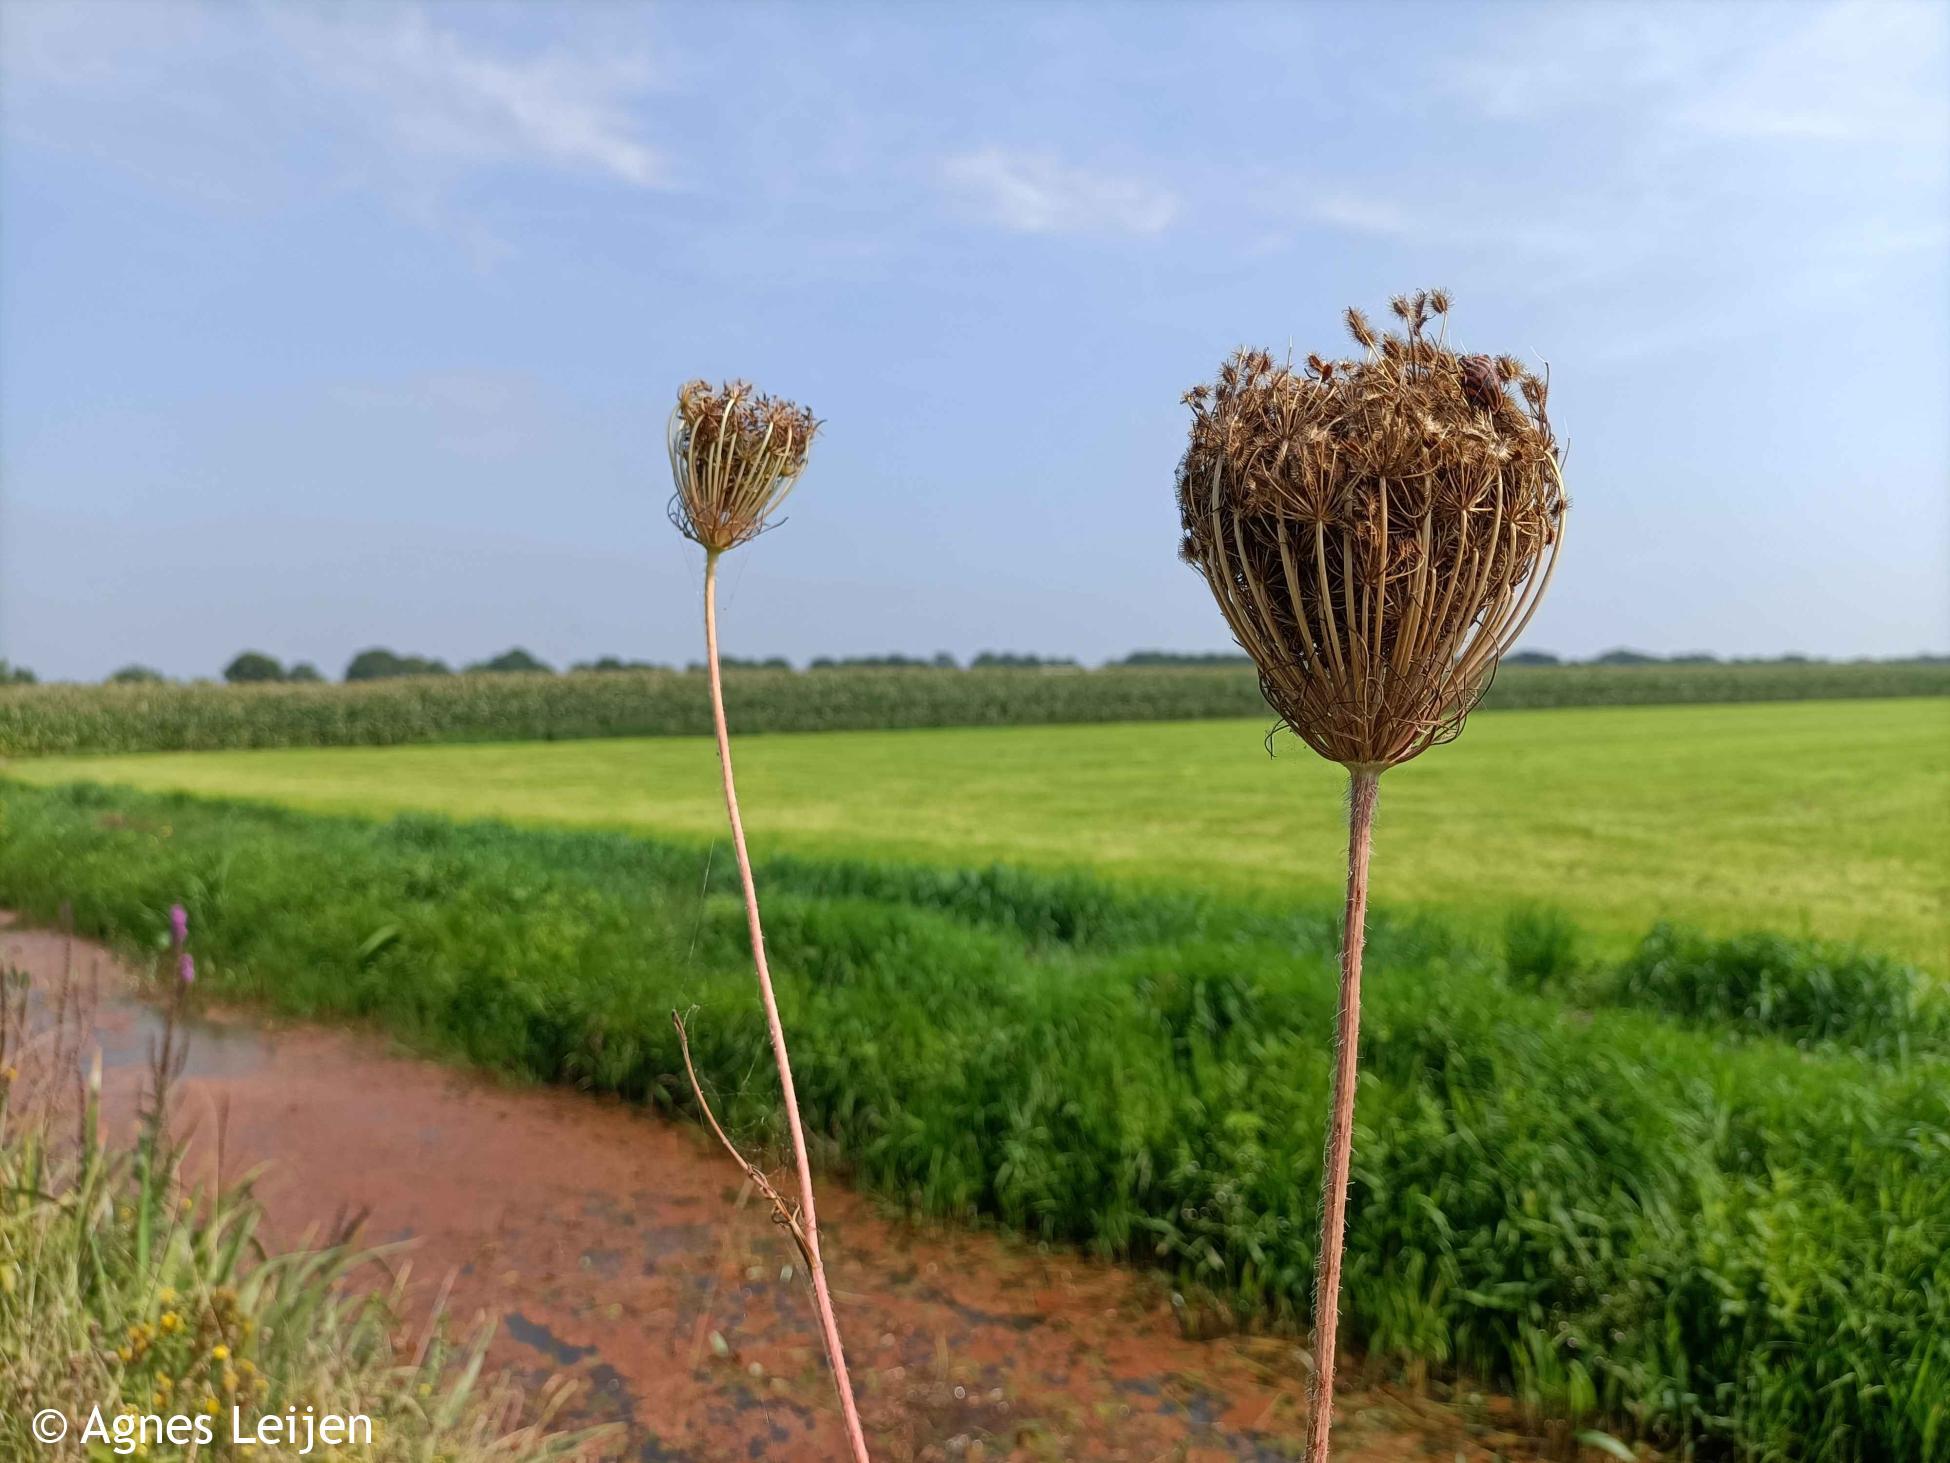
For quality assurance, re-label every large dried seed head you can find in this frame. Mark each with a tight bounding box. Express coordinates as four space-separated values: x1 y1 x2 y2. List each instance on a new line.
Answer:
667 380 820 553
1175 292 1567 770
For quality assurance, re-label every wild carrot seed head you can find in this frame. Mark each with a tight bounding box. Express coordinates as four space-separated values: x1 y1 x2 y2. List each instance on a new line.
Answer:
1175 292 1567 770
666 379 820 553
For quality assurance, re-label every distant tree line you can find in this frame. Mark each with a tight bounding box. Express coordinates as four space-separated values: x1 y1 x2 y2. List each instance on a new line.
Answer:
808 652 957 670
1116 650 1253 666
1505 649 1845 667
222 651 325 684
0 646 1940 690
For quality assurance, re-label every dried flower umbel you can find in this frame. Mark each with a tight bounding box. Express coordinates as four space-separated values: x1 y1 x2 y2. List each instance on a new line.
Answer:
1175 293 1566 1462
663 380 871 1462
667 380 818 553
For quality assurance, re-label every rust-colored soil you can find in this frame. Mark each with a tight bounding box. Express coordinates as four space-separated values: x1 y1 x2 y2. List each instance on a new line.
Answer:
3 921 1597 1462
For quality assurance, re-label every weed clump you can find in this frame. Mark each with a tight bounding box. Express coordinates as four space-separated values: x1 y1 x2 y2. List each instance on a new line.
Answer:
1612 922 1941 1057
1503 905 1582 990
0 939 588 1462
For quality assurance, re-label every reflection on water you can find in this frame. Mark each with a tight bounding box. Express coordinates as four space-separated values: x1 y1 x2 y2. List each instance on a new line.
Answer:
92 998 275 1080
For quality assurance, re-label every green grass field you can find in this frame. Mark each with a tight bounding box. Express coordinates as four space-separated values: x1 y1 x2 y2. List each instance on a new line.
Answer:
13 696 1946 967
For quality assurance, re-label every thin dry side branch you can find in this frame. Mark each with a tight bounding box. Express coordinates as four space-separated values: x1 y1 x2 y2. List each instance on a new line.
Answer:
670 1008 813 1271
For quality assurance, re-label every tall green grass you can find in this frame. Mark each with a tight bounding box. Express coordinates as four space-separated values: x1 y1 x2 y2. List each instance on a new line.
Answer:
1 781 1944 1460
3 660 1943 757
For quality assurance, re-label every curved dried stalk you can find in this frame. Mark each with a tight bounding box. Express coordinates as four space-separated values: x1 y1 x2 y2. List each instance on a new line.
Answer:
1175 294 1568 1462
661 376 863 1458
700 550 870 1463
1304 770 1376 1459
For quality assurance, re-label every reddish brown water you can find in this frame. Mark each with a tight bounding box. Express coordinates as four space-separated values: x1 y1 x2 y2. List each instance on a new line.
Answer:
2 921 1599 1462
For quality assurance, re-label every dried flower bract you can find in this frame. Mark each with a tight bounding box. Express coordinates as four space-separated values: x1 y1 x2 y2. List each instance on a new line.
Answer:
667 380 820 553
1176 293 1566 769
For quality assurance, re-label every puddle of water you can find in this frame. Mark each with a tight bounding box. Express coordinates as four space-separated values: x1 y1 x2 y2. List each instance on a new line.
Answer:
95 1000 277 1080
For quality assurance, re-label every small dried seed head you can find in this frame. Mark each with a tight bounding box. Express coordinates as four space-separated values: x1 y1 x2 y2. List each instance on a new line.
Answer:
666 380 819 553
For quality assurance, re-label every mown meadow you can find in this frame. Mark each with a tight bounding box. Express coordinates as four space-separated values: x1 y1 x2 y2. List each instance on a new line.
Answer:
14 697 1945 966
0 780 1943 1460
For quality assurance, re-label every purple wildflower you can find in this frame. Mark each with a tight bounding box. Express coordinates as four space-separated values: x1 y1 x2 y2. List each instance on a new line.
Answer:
178 953 196 987
169 904 189 948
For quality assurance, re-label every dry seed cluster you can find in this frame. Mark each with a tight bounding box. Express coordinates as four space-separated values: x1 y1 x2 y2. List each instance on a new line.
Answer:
666 379 820 553
1176 291 1566 768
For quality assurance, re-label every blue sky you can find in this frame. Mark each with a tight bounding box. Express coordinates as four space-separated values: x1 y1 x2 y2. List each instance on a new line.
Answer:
2 0 1945 680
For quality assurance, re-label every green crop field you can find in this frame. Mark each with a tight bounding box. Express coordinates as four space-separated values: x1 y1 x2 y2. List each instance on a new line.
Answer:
1 658 1944 758
12 696 1947 968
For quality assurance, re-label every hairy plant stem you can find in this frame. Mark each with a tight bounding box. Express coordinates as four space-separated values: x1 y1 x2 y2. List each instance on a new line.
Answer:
1305 767 1379 1463
701 551 871 1463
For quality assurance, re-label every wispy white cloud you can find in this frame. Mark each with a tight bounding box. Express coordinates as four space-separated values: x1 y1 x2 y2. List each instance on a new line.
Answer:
1444 0 1948 154
0 0 666 236
939 147 1177 236
268 7 664 188
1302 187 1589 259
1308 192 1418 240
1680 0 1949 147
1288 0 1948 363
1446 6 1739 124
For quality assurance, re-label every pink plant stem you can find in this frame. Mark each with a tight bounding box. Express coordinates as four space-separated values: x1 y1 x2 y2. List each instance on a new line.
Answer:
702 551 871 1463
1305 767 1379 1463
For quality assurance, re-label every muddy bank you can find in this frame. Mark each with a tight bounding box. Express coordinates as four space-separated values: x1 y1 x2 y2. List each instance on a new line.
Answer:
2 919 1592 1462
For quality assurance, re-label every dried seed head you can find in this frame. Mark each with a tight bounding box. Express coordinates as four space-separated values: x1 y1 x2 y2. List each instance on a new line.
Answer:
1175 291 1567 770
666 380 819 553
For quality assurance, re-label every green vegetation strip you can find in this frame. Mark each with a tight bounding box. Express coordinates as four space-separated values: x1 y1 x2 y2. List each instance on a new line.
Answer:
16 698 1947 967
3 659 1944 758
1 782 1944 1460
